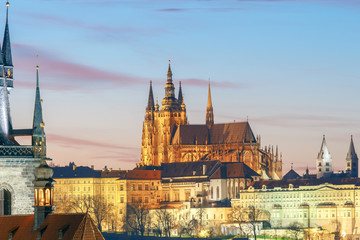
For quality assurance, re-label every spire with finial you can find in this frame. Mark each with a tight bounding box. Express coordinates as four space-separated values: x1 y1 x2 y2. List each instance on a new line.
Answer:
178 81 183 105
32 63 46 154
2 1 12 68
206 81 214 128
275 145 279 161
146 80 155 111
317 135 332 179
161 58 177 110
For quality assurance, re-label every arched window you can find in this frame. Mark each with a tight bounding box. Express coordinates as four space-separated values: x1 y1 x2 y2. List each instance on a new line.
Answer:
45 189 51 205
211 187 213 199
0 188 11 215
35 189 38 205
216 186 220 199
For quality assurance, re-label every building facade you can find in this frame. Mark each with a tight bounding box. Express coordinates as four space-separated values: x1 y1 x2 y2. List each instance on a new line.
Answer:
141 61 282 180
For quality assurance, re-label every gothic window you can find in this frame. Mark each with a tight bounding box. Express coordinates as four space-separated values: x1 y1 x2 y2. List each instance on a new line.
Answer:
45 189 51 205
0 189 11 216
216 186 220 199
211 187 213 199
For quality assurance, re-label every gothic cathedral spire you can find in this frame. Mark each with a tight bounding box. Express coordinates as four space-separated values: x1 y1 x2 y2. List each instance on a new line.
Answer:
206 82 214 128
0 67 13 145
32 65 46 156
346 135 358 178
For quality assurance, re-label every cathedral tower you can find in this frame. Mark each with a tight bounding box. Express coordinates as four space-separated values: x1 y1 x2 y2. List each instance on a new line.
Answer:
316 135 333 178
141 60 187 166
346 136 358 178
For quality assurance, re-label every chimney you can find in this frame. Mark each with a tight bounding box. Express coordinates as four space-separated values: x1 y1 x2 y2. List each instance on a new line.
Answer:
91 165 94 169
203 165 206 175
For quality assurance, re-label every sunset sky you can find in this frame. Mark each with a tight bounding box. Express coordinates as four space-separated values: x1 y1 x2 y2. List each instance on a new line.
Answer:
6 0 360 174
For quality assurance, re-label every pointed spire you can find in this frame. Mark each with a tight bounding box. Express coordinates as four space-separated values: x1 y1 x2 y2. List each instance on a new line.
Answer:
178 81 183 105
347 135 357 158
206 81 214 128
275 145 279 161
32 64 45 150
318 135 331 159
146 81 155 111
2 2 12 67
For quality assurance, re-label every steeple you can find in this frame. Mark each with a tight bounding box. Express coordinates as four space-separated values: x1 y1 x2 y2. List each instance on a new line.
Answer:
346 135 358 177
2 2 12 67
2 2 13 88
206 82 214 128
316 135 332 179
146 81 154 111
178 81 183 105
32 65 46 155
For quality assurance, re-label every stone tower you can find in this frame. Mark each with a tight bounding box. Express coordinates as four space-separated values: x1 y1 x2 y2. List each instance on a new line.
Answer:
346 136 358 178
140 60 187 166
316 135 333 179
0 3 50 215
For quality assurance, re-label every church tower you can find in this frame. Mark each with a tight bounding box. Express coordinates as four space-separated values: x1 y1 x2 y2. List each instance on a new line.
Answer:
346 136 358 178
316 135 333 178
141 60 187 166
206 82 214 129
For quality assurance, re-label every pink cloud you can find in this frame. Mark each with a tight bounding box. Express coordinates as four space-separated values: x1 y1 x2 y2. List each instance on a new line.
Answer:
47 133 139 151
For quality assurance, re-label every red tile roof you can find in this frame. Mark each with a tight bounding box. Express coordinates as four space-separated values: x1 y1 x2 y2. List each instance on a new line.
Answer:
119 169 161 180
0 213 104 240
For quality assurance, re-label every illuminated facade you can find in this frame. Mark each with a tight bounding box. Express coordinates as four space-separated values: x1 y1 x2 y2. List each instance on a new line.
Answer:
52 164 126 231
232 178 360 238
0 2 50 216
141 61 282 180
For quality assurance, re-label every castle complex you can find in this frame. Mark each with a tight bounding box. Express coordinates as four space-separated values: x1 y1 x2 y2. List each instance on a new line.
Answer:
141 61 282 180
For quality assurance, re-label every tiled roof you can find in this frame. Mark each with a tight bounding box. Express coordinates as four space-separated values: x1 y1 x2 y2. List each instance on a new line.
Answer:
0 213 104 240
248 177 360 190
119 169 161 180
52 163 100 178
161 160 220 178
171 122 256 145
52 163 126 179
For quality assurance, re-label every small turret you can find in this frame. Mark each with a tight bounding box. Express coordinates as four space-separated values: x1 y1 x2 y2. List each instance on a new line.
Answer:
33 104 54 229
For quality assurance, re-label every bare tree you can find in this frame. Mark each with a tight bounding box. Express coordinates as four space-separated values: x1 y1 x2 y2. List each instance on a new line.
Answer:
232 205 270 240
178 211 195 237
153 208 176 237
287 222 303 240
125 201 151 236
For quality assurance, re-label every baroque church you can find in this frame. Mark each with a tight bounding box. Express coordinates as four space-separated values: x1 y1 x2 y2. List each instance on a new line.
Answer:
141 61 282 179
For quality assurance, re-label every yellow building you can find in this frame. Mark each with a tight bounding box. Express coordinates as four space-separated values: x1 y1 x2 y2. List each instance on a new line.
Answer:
141 61 282 180
232 178 360 239
53 162 126 232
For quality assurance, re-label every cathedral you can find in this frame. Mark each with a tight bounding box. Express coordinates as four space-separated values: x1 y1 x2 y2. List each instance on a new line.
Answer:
141 61 282 179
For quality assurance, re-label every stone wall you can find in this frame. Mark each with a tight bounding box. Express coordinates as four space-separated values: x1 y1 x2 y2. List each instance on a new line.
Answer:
0 157 40 214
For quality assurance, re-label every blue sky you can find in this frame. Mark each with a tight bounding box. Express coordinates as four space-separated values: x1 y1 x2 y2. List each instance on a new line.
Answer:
6 0 360 173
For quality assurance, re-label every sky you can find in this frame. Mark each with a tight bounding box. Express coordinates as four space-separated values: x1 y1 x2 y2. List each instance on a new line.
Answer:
5 0 360 174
